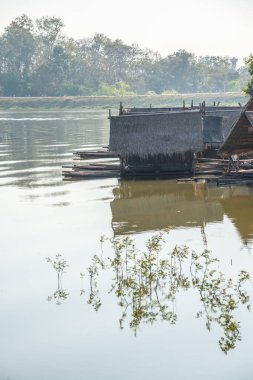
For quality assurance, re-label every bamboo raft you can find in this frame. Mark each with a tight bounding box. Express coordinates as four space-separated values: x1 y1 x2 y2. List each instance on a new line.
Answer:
63 147 120 179
179 158 253 186
73 149 118 160
63 149 253 186
63 169 120 180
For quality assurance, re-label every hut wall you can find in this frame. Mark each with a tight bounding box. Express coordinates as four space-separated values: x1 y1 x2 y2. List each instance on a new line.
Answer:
109 111 203 159
202 116 223 144
205 110 241 140
125 153 194 173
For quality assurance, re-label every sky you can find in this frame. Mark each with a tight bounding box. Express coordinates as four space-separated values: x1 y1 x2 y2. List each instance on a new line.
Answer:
0 0 252 64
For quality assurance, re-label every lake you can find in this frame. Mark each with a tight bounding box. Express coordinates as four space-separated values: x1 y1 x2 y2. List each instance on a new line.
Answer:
0 110 253 380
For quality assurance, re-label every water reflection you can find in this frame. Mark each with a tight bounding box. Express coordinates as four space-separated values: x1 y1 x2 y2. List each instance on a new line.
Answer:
47 254 69 305
110 180 253 243
85 232 252 354
0 110 109 188
220 186 253 243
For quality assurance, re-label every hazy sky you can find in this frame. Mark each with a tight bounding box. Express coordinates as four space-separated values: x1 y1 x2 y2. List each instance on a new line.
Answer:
1 0 252 64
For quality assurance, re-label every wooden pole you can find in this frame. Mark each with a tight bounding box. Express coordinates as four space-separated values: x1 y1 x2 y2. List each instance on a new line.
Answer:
119 102 123 115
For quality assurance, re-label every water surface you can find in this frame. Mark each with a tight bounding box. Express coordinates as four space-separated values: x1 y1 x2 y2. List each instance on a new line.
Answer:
0 110 253 380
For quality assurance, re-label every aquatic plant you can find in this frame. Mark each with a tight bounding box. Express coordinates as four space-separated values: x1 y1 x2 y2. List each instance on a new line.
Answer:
84 230 252 354
46 254 69 305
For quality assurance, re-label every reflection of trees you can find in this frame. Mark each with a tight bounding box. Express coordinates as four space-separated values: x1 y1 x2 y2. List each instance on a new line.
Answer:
85 231 252 354
47 254 69 305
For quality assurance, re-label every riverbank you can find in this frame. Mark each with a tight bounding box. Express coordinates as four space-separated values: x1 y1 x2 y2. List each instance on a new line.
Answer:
0 92 249 110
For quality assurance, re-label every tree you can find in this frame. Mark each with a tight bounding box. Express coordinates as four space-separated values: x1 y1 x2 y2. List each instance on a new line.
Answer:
31 45 71 96
35 16 64 63
0 14 248 96
0 14 35 95
197 56 239 93
244 55 253 95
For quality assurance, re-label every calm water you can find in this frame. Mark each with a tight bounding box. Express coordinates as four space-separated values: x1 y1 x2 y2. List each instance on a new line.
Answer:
0 110 253 380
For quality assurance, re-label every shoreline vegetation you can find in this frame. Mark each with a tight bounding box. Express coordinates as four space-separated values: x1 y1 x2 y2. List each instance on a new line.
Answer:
0 92 249 110
0 14 251 99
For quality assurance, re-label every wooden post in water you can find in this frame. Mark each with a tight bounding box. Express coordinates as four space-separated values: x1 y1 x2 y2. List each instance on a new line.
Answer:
119 102 123 115
202 101 206 114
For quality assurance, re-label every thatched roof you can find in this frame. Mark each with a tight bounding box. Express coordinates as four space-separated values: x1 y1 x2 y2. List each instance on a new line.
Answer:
109 111 203 159
121 105 242 116
219 97 253 155
121 106 200 115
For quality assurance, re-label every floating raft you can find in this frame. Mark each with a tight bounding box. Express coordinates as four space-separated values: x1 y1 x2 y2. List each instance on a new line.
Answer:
63 151 253 185
63 161 120 179
74 149 118 160
63 169 120 180
178 168 253 186
62 163 120 171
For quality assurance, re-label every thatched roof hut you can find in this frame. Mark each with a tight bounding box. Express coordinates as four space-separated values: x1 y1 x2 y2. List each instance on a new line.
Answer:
109 111 203 160
119 103 241 144
219 97 253 155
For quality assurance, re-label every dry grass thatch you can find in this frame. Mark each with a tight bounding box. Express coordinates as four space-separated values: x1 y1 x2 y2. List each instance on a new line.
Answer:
109 111 203 159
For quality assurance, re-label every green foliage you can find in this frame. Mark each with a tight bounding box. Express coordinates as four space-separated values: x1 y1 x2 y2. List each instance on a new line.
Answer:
95 81 135 96
84 231 252 354
0 14 249 97
244 55 253 95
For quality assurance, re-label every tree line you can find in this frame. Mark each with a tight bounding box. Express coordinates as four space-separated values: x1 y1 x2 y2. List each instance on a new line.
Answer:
0 14 251 97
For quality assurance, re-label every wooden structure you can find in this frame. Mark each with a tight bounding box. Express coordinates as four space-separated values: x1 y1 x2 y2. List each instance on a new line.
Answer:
109 110 203 176
219 97 253 156
121 103 241 143
202 116 223 145
62 101 246 181
205 108 241 140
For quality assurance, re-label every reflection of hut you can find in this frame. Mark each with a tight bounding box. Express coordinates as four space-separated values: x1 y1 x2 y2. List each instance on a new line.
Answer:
110 180 224 235
220 186 253 242
109 111 203 176
219 97 253 156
